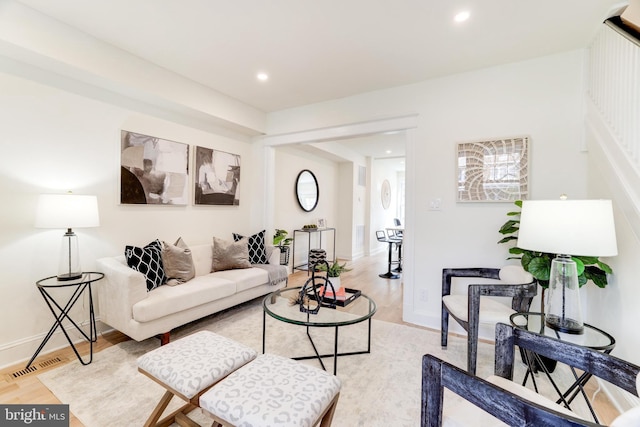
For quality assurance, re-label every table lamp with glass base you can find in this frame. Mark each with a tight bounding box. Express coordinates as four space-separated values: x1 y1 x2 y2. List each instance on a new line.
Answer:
546 254 583 334
35 193 100 281
517 198 617 336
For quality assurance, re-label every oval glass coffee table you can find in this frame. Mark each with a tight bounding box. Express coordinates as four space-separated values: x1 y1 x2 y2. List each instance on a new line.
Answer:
263 286 377 374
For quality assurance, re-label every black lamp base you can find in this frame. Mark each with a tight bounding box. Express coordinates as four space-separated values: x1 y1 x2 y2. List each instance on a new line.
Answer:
545 314 584 335
57 272 82 281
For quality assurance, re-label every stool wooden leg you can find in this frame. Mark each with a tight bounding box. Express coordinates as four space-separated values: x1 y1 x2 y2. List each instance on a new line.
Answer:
318 392 340 427
144 390 174 427
175 411 200 427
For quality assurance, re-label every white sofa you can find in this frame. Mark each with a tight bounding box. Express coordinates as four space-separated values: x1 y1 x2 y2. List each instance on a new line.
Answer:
96 243 287 343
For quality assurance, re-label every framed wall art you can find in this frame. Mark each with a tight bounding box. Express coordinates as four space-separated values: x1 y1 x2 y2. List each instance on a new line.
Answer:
456 136 529 202
194 146 241 205
120 130 189 205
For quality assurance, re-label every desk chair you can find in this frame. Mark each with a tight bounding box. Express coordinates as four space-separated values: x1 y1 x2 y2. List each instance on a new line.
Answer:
441 266 537 375
422 323 640 427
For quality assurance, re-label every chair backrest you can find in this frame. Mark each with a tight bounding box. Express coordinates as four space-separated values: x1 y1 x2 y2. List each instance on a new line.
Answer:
494 323 640 395
423 323 640 427
394 218 401 226
376 230 386 241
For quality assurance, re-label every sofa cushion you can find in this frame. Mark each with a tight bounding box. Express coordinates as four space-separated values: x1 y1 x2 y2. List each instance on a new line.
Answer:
125 239 166 291
132 274 236 323
233 230 268 264
212 237 252 271
162 237 195 285
191 244 213 277
208 267 270 293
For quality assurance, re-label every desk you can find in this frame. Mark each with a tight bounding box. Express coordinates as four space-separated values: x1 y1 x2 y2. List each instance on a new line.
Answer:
510 312 615 423
27 272 104 369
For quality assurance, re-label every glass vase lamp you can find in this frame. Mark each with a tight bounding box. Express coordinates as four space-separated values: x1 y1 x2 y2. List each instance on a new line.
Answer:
517 198 617 334
35 193 100 281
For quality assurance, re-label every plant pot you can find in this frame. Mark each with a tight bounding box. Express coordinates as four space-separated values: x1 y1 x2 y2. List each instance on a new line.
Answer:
328 276 340 289
278 246 290 265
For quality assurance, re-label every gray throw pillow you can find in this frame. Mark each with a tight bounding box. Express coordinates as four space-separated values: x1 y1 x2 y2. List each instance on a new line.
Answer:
162 237 196 285
212 236 252 272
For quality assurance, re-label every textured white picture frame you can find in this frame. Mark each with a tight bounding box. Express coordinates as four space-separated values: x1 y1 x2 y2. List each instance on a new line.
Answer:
456 136 529 202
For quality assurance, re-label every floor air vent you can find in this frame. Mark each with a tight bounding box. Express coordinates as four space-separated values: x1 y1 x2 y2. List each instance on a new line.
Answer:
8 356 66 380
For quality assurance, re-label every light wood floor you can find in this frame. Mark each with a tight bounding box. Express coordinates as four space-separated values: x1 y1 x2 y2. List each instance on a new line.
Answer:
0 251 619 425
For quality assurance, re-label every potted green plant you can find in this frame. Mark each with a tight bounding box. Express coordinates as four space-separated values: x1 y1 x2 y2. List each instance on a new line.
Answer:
273 229 293 265
497 200 613 289
316 260 352 288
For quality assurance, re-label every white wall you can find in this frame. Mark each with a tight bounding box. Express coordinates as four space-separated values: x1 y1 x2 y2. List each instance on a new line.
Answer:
585 116 640 367
0 71 265 368
273 146 339 266
267 50 590 334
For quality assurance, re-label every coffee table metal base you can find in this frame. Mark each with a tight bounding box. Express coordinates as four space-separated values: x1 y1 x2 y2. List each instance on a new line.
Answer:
262 312 372 375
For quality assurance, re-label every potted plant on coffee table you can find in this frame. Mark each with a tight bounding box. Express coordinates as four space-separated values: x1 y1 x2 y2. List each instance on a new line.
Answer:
316 259 352 288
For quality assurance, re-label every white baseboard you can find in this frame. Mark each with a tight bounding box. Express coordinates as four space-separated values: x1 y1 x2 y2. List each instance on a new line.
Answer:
0 319 112 371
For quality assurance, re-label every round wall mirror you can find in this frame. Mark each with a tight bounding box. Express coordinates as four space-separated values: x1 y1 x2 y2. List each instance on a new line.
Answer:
295 169 319 212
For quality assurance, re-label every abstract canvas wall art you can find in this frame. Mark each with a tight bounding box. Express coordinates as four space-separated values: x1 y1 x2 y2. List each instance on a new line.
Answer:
456 136 529 202
194 146 241 205
120 130 189 205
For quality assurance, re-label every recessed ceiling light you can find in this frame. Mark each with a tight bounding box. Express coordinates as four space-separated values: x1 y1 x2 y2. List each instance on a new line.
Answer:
386 150 392 154
257 72 269 81
454 11 470 23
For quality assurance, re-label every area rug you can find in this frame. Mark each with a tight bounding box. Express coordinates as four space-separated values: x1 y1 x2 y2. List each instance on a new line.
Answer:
37 299 586 426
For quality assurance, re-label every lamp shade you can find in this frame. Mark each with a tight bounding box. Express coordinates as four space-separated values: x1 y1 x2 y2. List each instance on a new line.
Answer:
35 194 100 229
517 199 617 257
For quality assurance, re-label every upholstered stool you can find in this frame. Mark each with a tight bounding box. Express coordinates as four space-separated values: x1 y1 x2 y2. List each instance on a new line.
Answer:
137 330 257 427
200 353 342 427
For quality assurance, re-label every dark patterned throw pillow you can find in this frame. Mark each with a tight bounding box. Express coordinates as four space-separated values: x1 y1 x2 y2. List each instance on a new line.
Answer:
232 230 268 264
125 239 167 291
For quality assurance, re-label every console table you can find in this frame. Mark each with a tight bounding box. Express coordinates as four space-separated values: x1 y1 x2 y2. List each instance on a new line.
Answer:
292 227 336 273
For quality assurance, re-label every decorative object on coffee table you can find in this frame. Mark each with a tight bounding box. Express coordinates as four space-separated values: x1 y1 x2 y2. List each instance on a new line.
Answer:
299 260 334 313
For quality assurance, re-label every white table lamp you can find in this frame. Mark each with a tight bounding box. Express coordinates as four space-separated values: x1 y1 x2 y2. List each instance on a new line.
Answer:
517 198 617 334
35 193 100 281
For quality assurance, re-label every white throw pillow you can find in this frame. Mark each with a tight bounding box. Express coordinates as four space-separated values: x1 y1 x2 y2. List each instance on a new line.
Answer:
499 265 533 284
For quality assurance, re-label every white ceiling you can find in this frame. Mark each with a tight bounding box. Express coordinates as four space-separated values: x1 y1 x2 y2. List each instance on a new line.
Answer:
16 0 625 114
11 0 625 161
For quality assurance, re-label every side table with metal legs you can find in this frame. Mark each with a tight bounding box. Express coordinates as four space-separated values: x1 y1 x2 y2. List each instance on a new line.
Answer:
26 272 104 369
